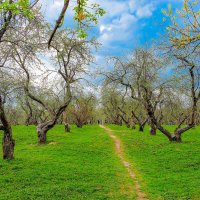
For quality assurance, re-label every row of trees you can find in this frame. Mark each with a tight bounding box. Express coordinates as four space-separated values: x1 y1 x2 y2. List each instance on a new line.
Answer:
1 0 200 160
3 91 97 128
101 0 200 142
0 0 104 159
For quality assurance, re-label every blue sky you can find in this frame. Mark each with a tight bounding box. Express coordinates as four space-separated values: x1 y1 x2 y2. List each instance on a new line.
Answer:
42 0 184 68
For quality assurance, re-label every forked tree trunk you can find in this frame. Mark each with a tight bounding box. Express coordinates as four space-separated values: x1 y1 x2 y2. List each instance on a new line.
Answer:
36 121 57 144
34 97 71 144
144 87 193 143
118 113 130 128
171 133 182 142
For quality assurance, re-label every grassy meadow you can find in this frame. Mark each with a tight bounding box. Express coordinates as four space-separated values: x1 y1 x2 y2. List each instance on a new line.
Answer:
108 125 200 200
0 124 200 199
0 125 136 200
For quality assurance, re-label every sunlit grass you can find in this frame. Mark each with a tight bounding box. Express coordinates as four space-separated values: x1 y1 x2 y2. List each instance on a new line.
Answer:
0 125 136 200
108 124 200 200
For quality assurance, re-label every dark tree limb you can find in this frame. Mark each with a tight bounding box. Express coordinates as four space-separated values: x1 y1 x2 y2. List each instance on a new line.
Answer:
48 0 70 48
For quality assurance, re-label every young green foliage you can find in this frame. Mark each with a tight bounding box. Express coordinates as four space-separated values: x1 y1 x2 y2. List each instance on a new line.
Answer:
73 0 106 38
0 0 33 19
163 0 200 49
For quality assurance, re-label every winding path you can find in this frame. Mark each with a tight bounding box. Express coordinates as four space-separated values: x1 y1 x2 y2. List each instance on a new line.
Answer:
100 125 148 200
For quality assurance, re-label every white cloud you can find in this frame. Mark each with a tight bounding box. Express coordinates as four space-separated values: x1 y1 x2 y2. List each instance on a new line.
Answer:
40 0 161 66
100 25 112 33
129 0 137 11
97 1 140 48
136 4 155 18
90 0 129 19
98 13 137 45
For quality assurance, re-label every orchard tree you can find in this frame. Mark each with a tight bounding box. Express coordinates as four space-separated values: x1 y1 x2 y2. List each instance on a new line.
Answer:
0 0 39 160
0 68 19 159
68 93 96 128
17 91 52 126
0 0 38 41
163 0 200 49
101 87 123 126
101 85 145 130
145 0 200 142
103 49 166 135
11 28 95 144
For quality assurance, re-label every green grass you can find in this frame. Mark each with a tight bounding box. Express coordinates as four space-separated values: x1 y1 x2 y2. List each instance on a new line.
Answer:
1 124 199 200
0 125 136 200
107 124 200 200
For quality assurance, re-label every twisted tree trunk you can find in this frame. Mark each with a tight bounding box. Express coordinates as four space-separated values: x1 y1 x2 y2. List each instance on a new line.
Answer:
37 125 47 144
36 101 71 144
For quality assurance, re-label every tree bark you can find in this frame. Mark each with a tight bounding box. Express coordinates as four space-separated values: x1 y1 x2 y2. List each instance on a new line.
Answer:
24 99 34 126
3 127 15 159
171 133 182 142
64 123 70 132
0 96 15 159
36 117 62 144
37 124 49 144
0 124 4 130
48 0 70 48
150 123 157 135
25 114 32 126
139 125 144 132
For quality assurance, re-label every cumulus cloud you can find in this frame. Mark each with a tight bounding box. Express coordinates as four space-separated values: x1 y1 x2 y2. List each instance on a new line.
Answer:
98 12 137 45
41 0 156 47
40 0 183 68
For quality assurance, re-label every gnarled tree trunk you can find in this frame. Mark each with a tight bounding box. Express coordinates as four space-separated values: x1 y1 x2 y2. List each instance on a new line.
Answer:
0 96 15 159
3 127 15 159
131 111 147 132
37 125 48 144
36 101 71 144
144 84 195 143
37 120 67 144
